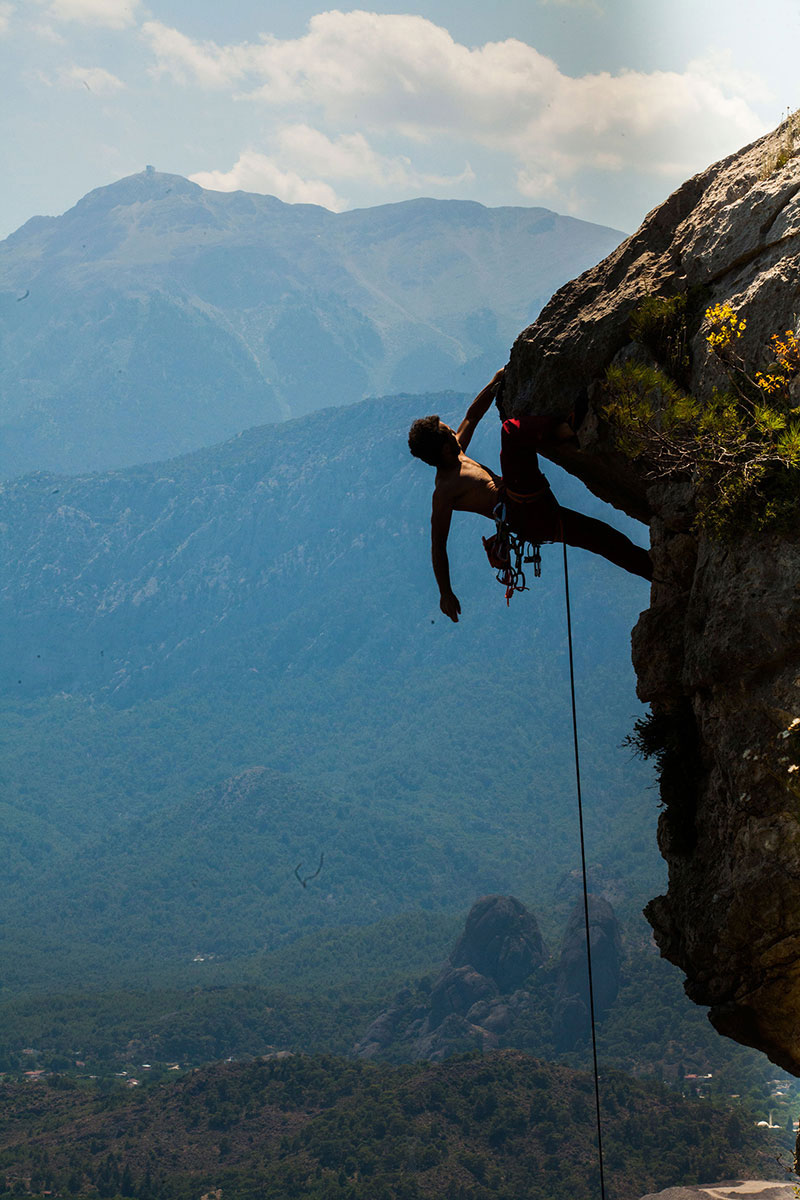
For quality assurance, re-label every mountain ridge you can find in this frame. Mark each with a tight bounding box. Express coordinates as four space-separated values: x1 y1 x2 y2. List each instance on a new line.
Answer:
0 170 623 477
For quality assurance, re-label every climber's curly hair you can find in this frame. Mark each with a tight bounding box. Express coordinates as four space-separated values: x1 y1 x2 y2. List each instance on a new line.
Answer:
408 415 450 466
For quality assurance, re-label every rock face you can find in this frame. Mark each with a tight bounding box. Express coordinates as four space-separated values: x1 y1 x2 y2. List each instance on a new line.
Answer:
503 119 800 1073
354 894 546 1061
553 896 622 1051
449 894 545 991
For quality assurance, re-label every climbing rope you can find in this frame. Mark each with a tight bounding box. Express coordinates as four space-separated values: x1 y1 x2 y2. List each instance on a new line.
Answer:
561 527 607 1200
484 507 608 1197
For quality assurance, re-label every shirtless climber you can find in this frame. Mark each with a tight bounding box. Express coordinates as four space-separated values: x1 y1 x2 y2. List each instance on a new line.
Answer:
407 368 652 622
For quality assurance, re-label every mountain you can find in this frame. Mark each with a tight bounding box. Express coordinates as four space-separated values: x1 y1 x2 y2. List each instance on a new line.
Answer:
0 392 656 987
0 170 624 477
502 116 800 1073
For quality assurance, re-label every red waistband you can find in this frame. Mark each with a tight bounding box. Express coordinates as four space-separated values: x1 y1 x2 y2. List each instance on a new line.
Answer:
503 483 551 504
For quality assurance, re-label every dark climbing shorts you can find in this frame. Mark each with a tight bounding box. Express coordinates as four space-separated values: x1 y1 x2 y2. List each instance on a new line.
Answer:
492 416 653 581
499 417 561 542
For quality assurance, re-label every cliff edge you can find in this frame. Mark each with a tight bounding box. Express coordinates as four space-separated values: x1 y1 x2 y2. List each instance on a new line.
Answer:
503 116 800 1074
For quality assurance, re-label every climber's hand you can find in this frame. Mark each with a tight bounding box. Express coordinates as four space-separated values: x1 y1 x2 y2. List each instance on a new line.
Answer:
440 591 461 623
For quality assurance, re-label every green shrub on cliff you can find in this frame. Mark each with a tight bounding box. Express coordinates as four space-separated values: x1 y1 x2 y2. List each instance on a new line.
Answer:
602 296 800 536
759 107 800 178
628 293 692 384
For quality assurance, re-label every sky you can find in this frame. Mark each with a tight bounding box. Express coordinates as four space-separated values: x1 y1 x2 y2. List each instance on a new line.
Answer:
1 0 798 240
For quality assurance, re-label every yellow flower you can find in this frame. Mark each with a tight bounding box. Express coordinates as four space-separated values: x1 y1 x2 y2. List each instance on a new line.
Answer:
755 372 786 393
705 302 745 352
770 330 800 373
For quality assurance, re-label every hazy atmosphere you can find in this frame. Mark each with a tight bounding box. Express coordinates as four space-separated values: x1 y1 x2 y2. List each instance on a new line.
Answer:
1 0 798 237
2 2 800 1198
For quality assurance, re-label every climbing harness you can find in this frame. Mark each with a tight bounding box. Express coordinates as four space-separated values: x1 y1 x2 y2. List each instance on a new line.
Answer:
561 525 607 1200
482 499 542 603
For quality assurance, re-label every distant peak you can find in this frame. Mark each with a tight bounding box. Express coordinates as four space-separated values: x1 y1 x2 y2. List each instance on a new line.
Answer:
73 170 202 214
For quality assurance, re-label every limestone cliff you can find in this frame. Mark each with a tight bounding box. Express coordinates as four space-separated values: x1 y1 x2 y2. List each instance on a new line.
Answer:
502 117 800 1073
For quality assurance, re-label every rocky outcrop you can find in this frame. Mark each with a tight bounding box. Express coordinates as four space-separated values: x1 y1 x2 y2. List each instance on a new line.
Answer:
354 894 546 1061
449 894 546 991
503 118 800 1072
553 896 622 1051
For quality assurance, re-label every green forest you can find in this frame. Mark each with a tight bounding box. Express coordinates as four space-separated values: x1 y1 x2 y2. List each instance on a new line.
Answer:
0 1052 791 1200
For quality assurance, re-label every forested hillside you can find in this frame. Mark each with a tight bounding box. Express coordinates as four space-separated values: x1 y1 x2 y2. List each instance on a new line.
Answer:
0 393 654 989
0 1053 789 1200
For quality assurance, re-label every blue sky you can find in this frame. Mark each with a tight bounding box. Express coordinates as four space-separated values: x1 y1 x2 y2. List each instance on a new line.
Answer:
1 0 798 239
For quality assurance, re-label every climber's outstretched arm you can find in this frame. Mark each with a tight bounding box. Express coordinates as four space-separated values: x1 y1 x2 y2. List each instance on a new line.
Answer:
431 494 460 622
456 368 505 452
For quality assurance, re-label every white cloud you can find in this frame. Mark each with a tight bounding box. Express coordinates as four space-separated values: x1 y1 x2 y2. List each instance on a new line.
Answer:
510 64 766 181
141 13 562 124
189 125 475 208
274 124 474 190
143 20 257 88
60 65 126 93
30 18 65 42
275 125 410 186
189 152 345 210
0 3 14 35
686 49 774 106
42 0 140 29
143 11 769 207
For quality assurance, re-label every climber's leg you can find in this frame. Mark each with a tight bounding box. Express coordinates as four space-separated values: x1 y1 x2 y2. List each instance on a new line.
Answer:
557 507 652 580
499 416 555 495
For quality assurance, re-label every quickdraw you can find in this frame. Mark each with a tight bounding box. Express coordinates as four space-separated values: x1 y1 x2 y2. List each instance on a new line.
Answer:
483 501 542 604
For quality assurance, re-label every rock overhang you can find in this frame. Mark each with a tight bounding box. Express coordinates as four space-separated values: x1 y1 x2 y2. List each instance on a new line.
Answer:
502 115 800 1076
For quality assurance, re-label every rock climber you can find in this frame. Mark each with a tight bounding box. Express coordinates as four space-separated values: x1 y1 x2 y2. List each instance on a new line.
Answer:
407 368 652 622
